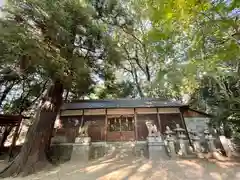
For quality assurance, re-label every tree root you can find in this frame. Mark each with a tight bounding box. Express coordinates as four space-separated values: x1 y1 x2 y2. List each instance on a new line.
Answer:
0 156 53 178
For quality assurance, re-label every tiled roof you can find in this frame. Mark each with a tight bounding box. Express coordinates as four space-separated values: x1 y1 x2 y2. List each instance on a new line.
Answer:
61 98 188 110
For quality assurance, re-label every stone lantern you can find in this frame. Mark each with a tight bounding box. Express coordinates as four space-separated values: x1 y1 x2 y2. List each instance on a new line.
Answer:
174 124 187 156
174 124 186 139
164 126 176 158
189 129 204 158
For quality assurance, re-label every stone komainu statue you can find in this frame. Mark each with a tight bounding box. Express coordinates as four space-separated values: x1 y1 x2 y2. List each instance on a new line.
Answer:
78 121 91 137
145 121 159 137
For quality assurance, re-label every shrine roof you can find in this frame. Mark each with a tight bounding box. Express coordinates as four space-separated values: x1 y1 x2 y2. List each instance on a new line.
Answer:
61 98 188 110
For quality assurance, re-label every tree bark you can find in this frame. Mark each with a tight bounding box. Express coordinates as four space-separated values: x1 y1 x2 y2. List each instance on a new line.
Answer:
132 66 144 98
0 80 63 177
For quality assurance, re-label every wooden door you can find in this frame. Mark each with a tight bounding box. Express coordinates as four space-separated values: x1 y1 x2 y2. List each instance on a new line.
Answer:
107 116 135 141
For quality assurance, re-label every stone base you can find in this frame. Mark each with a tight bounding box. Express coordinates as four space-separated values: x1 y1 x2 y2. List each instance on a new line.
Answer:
147 136 169 160
75 137 91 145
71 144 90 162
49 144 73 163
49 140 172 163
71 137 91 161
147 136 163 144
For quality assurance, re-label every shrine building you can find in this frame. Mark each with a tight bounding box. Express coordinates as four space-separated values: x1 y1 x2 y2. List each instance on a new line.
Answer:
55 98 211 143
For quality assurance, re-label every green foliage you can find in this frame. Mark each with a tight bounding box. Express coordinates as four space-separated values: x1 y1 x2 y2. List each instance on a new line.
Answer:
0 0 131 113
96 81 136 99
189 74 240 136
131 0 240 136
0 0 239 137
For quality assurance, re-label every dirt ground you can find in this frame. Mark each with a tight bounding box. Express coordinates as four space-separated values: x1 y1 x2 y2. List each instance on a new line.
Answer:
1 152 240 180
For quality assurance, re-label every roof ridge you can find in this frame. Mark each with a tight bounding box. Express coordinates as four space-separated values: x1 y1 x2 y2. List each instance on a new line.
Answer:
68 98 171 103
62 99 187 110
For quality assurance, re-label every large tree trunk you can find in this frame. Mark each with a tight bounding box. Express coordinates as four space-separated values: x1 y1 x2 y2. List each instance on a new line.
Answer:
0 80 64 177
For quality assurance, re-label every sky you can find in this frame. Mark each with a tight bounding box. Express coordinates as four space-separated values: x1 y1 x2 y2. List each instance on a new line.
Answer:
0 0 3 6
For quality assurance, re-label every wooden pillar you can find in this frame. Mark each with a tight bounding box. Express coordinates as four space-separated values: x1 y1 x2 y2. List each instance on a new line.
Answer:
134 108 138 141
104 109 108 142
156 108 162 133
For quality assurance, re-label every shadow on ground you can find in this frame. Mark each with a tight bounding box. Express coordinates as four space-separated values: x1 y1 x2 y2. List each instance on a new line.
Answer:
1 148 240 180
0 143 240 180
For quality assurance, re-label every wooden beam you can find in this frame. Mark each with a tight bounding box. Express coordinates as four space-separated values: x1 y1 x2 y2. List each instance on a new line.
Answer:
84 109 105 115
61 110 83 116
157 108 162 133
107 108 134 115
158 108 180 114
105 109 108 142
135 108 157 114
134 108 138 141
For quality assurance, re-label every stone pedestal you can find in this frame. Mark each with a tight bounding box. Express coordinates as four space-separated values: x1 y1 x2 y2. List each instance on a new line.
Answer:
147 136 168 160
75 136 91 145
165 137 177 158
49 144 73 163
176 134 188 157
71 144 90 162
71 137 91 162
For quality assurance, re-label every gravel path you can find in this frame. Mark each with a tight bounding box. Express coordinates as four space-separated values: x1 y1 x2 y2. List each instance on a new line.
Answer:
1 153 240 180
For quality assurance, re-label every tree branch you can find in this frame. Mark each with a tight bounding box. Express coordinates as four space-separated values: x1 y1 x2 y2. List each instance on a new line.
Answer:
128 59 144 98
